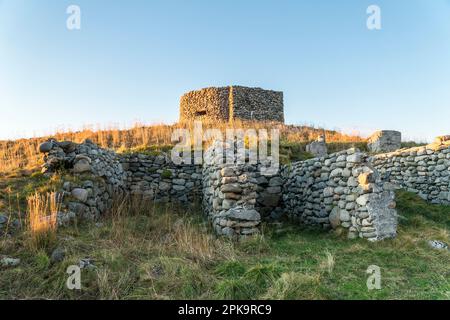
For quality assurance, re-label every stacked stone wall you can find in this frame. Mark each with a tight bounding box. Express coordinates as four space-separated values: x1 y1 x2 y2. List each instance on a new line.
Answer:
119 153 202 203
179 86 284 123
40 139 128 222
39 139 404 242
371 139 450 205
282 149 398 241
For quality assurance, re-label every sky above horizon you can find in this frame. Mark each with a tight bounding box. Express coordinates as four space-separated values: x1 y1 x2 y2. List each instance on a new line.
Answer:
1 0 450 142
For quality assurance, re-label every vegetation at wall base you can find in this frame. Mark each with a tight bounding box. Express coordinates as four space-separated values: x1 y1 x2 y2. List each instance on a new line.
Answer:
1 173 449 299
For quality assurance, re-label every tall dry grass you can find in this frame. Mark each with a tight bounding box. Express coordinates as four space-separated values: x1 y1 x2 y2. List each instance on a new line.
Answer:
107 194 235 262
26 192 61 250
0 121 364 174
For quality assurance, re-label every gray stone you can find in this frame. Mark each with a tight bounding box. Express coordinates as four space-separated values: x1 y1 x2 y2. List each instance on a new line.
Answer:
329 207 340 229
221 167 235 177
356 194 370 206
173 179 186 185
330 168 343 178
347 153 363 163
79 258 96 270
226 207 260 221
339 210 350 222
50 247 65 264
221 227 235 237
39 141 54 153
306 135 327 157
366 191 397 240
428 240 448 250
268 177 283 187
159 182 171 191
221 184 242 194
73 159 91 174
0 214 7 224
173 185 186 191
367 130 401 153
71 188 89 202
1 257 20 267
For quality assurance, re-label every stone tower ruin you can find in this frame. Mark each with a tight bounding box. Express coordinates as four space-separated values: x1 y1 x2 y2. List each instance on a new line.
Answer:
179 86 284 123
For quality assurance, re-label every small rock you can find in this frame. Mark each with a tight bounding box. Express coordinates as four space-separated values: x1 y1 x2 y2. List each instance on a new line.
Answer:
0 214 8 224
1 257 20 267
428 240 449 250
79 258 96 270
50 247 65 264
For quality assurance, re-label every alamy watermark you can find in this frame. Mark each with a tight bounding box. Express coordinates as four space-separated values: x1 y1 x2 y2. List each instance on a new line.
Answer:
66 265 81 290
366 265 381 290
171 121 280 176
66 5 81 30
367 5 381 30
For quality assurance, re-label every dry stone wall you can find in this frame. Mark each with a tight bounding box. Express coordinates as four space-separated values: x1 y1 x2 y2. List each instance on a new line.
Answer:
201 141 284 238
180 86 284 123
120 153 203 203
180 87 230 122
40 139 403 242
282 149 398 241
229 86 284 122
41 139 128 222
371 137 450 205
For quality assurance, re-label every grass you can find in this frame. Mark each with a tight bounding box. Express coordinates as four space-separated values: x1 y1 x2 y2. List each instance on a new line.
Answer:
26 192 60 251
1 184 449 299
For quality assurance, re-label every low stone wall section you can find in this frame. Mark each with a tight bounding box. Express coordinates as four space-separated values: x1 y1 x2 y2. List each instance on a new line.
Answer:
371 138 450 204
282 148 398 241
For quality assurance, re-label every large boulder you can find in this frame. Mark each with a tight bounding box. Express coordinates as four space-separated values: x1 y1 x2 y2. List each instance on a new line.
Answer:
306 135 327 157
367 130 401 153
39 141 54 153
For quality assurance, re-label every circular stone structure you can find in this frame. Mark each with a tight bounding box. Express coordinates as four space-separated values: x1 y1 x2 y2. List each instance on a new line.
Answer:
179 85 284 123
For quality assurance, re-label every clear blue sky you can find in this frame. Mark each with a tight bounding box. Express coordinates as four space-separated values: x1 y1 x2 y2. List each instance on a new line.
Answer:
1 0 450 142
